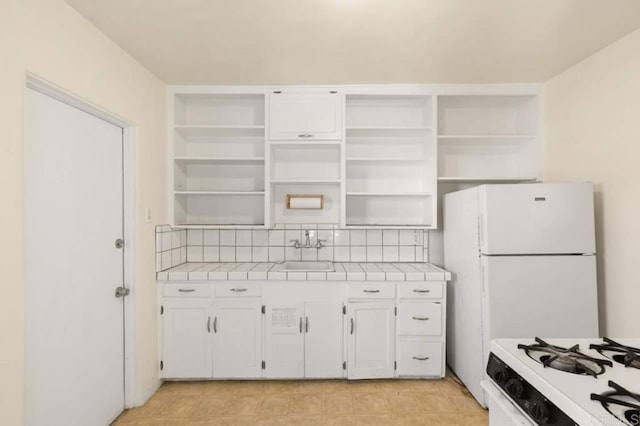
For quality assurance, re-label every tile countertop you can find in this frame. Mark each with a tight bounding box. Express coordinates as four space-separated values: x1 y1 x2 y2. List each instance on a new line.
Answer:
157 262 451 282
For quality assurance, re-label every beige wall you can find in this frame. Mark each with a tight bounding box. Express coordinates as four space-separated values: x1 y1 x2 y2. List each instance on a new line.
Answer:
544 28 640 337
1 0 167 423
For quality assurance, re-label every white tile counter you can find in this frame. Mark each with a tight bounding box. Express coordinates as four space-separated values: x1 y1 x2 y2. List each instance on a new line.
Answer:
157 262 450 282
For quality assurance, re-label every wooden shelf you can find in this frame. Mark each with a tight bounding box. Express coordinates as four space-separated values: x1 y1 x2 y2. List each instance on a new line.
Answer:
270 141 342 146
437 177 538 183
174 191 265 195
347 127 432 131
346 158 425 162
346 192 431 197
174 157 265 162
270 180 341 184
437 135 537 140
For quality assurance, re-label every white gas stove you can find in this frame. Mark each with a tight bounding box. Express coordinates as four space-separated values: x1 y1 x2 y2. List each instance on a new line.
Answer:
482 337 640 426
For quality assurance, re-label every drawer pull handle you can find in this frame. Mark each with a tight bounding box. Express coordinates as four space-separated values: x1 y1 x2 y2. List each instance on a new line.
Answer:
298 134 313 138
178 288 195 293
350 318 354 335
207 316 211 333
305 316 309 333
413 289 430 293
230 288 248 292
299 317 303 334
412 316 430 321
363 289 380 293
213 316 217 333
413 356 430 361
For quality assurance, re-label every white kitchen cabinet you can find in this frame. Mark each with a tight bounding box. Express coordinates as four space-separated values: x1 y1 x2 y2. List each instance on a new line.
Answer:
161 299 213 379
212 300 263 378
264 301 344 378
347 302 396 379
304 302 344 378
264 303 305 378
269 91 343 140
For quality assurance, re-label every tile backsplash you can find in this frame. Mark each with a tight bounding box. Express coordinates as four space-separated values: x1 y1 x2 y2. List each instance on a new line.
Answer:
156 224 429 272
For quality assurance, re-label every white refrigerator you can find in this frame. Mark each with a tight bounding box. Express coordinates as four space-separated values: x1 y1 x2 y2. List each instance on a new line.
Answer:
443 183 599 407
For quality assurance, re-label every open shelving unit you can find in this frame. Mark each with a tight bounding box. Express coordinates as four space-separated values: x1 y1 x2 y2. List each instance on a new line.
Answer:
437 95 541 182
344 94 436 228
170 91 267 227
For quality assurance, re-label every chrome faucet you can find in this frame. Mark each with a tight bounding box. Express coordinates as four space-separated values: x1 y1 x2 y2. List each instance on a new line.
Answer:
304 229 311 248
290 229 326 249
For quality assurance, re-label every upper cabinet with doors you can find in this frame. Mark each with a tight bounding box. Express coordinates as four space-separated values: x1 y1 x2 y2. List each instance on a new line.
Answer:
269 90 343 140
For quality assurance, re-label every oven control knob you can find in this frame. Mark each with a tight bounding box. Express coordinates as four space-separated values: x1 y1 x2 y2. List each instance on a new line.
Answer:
505 379 525 399
493 367 510 385
528 400 550 424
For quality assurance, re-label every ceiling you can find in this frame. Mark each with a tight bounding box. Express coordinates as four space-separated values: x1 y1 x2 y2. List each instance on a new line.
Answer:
65 0 640 85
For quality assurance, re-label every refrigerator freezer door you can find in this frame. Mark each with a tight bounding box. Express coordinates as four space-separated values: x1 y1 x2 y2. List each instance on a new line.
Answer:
479 183 596 255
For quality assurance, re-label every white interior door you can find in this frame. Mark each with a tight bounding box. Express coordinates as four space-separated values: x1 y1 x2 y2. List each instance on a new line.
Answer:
25 89 125 426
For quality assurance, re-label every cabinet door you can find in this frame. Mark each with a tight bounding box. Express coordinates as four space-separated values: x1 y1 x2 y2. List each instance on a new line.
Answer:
161 299 213 379
264 303 305 378
212 300 263 378
347 302 395 379
269 91 343 140
304 302 344 378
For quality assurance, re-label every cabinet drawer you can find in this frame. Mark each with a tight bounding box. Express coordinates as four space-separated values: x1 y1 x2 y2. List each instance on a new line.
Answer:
348 283 395 299
397 341 443 377
398 282 443 299
163 283 211 298
215 283 262 297
397 303 442 336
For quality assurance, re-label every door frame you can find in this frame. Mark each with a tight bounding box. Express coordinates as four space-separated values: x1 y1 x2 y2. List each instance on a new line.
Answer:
25 73 138 408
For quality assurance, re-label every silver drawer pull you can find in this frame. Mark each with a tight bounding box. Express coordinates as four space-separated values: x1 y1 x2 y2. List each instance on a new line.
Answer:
413 356 430 361
207 316 211 333
363 289 380 293
213 316 217 333
412 316 430 321
178 288 195 293
413 289 430 293
230 288 247 292
299 317 303 334
350 318 354 334
298 134 313 138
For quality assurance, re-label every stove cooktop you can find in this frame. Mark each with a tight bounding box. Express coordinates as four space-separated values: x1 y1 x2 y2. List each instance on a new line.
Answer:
491 338 640 426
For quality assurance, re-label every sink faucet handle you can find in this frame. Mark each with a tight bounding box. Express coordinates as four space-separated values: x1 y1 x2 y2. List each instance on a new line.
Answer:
289 239 300 249
316 239 327 248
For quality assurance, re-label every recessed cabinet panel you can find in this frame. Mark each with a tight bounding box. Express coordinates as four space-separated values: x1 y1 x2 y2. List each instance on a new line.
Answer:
269 92 342 140
264 304 305 378
161 299 213 379
212 301 263 378
347 302 395 379
304 302 344 378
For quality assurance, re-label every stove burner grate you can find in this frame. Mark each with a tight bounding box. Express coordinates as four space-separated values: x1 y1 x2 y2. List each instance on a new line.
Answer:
591 381 640 426
518 337 612 377
590 337 640 370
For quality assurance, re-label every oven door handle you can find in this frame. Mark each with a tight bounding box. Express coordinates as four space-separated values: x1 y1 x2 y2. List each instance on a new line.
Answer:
481 380 536 425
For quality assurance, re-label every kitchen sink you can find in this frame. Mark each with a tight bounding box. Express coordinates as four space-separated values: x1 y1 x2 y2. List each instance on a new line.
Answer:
277 261 335 272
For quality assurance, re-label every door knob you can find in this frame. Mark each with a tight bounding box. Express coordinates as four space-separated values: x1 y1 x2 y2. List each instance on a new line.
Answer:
115 286 130 298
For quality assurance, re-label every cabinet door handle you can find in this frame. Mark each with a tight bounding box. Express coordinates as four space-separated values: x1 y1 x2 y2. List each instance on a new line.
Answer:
412 316 430 321
207 316 211 333
305 316 309 333
298 134 313 138
178 288 195 293
230 288 247 292
299 317 303 334
363 289 380 293
413 356 430 361
413 289 430 293
213 316 217 333
350 318 354 335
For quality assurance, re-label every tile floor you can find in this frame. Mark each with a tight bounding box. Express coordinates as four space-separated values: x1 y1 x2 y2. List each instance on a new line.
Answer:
115 377 488 425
